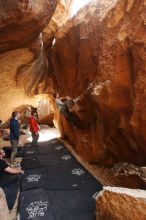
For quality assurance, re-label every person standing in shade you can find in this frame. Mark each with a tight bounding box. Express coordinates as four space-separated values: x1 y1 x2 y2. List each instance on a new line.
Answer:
10 111 20 166
0 120 4 149
29 112 39 145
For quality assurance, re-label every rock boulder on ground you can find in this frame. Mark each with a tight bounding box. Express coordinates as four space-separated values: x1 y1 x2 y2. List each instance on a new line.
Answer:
96 186 146 220
0 188 9 220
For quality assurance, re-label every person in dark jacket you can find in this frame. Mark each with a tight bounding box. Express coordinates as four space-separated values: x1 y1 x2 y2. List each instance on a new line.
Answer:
0 120 3 149
10 111 20 166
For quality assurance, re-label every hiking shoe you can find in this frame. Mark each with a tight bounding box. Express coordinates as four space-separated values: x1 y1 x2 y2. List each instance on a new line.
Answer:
11 161 20 168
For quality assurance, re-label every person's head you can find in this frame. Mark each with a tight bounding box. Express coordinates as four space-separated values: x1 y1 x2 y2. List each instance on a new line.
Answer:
12 111 20 120
0 149 5 159
31 112 37 118
67 99 74 108
56 93 59 98
27 107 31 112
61 98 66 102
0 120 2 127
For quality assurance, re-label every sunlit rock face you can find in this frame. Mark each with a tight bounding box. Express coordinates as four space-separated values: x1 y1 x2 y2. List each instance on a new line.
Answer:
96 187 146 220
0 0 57 121
43 0 72 49
51 0 146 166
0 0 57 52
0 188 9 220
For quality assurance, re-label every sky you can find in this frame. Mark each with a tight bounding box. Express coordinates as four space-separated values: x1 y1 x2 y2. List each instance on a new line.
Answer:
70 0 91 17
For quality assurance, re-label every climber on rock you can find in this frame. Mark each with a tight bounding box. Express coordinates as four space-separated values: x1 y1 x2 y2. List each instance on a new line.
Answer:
55 94 64 110
55 95 78 129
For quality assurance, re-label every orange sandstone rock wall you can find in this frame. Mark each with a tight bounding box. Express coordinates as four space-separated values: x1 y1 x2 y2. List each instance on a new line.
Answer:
96 187 146 220
0 0 57 53
51 0 146 166
0 0 57 121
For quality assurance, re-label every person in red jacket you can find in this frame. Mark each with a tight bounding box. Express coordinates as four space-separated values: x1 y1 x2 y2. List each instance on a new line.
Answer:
29 112 39 145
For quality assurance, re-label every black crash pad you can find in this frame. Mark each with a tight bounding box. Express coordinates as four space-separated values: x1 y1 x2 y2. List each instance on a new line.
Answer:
47 190 96 220
22 153 76 170
37 142 67 155
20 189 97 220
44 162 91 178
19 188 55 220
37 153 75 167
21 157 40 170
44 163 102 191
21 162 102 192
24 138 62 149
45 176 101 191
21 168 47 191
23 143 67 159
3 146 24 158
1 174 22 210
20 138 102 219
23 146 37 159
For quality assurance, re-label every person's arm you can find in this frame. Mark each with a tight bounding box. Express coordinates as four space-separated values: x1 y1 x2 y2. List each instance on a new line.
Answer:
56 98 63 109
5 166 24 174
65 99 75 112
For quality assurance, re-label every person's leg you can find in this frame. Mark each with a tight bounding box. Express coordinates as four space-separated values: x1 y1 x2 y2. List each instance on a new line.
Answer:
36 133 39 143
63 110 77 128
10 140 18 165
31 133 36 144
31 133 39 145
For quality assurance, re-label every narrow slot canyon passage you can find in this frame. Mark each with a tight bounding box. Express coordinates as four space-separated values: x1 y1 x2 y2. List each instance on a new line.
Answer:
0 0 146 220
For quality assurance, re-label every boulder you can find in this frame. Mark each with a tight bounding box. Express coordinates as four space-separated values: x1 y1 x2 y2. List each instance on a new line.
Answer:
50 0 146 166
0 0 57 52
0 0 58 121
0 188 9 220
96 186 146 220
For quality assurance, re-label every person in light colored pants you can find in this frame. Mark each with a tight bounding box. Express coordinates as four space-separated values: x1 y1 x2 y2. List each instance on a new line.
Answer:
10 139 18 165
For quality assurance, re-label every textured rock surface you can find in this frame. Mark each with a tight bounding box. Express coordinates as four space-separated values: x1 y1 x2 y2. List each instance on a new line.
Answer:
96 186 146 220
51 0 146 166
37 95 54 125
0 188 9 220
0 41 49 121
0 0 57 52
91 162 146 190
43 0 72 49
0 0 57 121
